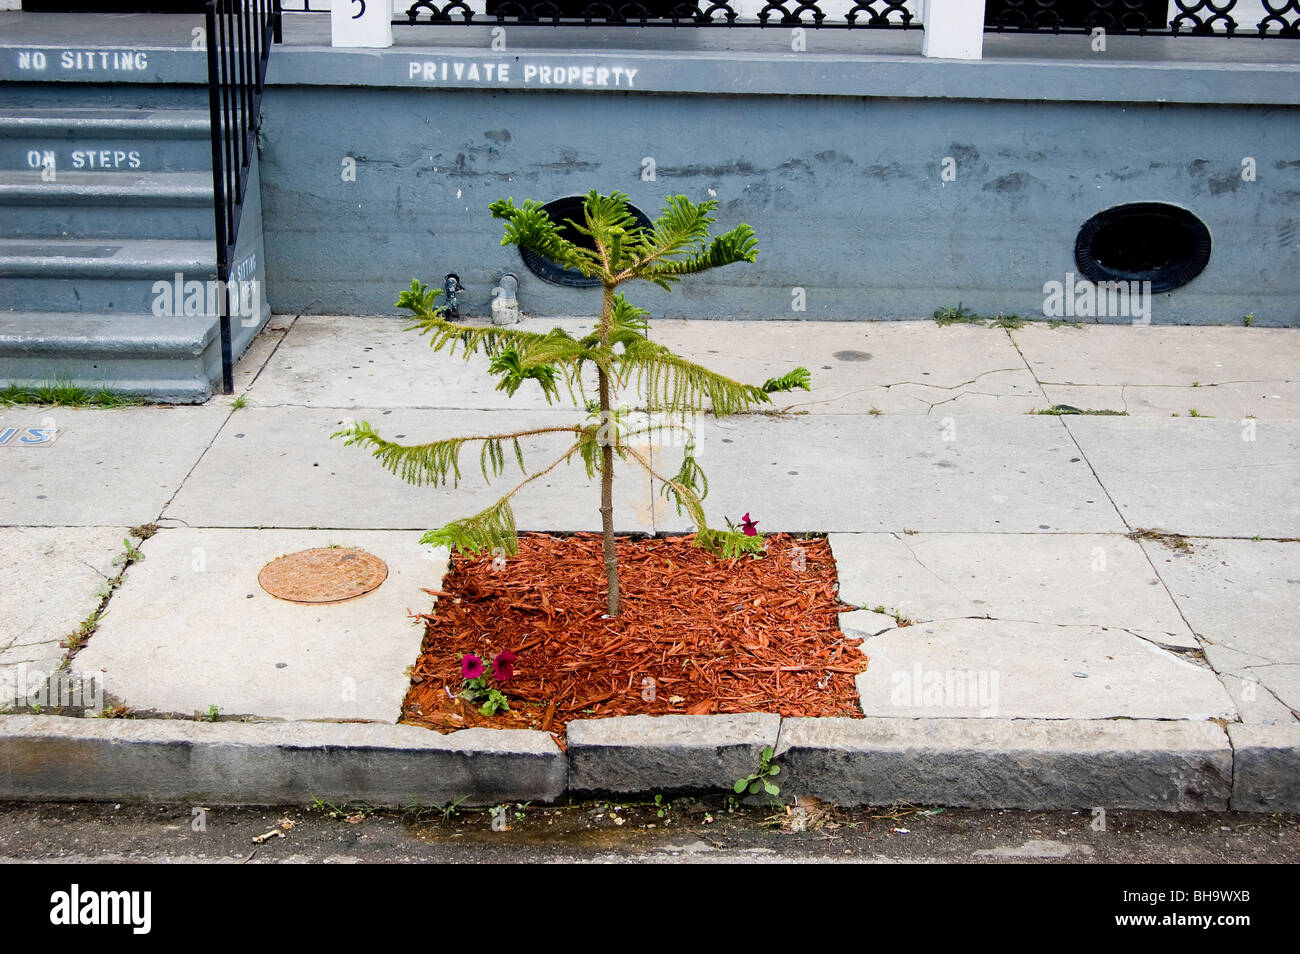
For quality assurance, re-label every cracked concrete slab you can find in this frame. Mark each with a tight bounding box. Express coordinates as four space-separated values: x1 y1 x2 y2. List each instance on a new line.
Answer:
1145 538 1300 722
0 406 230 526
1038 382 1300 419
163 407 655 531
1142 539 1299 663
854 618 1235 721
73 528 445 722
227 322 288 397
652 415 1122 533
1011 325 1300 388
0 526 130 684
829 532 1195 642
647 319 1046 415
247 315 600 409
1064 417 1300 538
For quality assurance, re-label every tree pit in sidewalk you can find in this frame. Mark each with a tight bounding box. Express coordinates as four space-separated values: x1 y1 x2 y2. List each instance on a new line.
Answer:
401 532 865 743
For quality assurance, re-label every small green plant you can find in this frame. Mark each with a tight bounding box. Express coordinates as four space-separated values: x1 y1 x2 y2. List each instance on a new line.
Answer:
335 191 807 616
1192 381 1201 388
1047 319 1083 330
458 651 514 716
734 746 782 801
988 313 1025 329
1244 313 1255 327
933 304 984 326
205 704 221 722
121 536 143 561
230 393 247 409
1188 408 1210 418
868 406 882 416
653 794 670 819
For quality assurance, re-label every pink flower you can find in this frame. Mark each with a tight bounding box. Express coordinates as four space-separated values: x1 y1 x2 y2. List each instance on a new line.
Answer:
741 513 759 537
461 654 484 680
492 651 517 683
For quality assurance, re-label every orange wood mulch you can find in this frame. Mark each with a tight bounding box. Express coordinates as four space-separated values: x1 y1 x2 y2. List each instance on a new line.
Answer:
400 532 866 744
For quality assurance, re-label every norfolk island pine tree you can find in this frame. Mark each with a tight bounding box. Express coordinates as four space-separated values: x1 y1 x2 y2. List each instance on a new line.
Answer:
333 190 810 616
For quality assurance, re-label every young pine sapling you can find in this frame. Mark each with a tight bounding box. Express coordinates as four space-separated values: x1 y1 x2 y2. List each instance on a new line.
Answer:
334 190 809 616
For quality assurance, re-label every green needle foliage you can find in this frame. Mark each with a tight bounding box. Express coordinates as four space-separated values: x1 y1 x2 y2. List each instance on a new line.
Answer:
335 190 809 616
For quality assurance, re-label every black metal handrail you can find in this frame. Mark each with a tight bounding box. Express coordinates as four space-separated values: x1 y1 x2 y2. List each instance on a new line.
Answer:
206 0 282 394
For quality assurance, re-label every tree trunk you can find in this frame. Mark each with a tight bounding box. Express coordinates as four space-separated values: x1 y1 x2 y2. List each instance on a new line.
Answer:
597 286 619 616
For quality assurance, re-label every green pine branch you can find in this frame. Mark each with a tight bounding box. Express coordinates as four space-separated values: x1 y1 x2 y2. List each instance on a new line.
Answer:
330 419 575 488
489 197 602 277
618 337 773 417
420 497 520 557
761 366 812 394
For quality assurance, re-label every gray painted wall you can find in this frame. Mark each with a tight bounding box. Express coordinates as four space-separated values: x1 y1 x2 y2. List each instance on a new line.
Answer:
259 84 1300 325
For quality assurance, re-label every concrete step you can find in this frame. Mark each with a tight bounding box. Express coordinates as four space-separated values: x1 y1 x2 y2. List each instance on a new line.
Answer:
0 84 209 112
0 170 214 239
0 311 221 403
0 107 211 173
0 238 216 314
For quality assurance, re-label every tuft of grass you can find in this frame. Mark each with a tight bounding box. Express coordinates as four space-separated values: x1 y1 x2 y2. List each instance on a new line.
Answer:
1188 408 1212 418
1047 319 1084 330
0 378 142 408
1033 405 1128 416
1244 313 1255 327
229 394 247 409
988 313 1025 330
933 304 986 327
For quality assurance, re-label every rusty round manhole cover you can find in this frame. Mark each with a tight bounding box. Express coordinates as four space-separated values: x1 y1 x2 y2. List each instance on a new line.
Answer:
258 548 388 604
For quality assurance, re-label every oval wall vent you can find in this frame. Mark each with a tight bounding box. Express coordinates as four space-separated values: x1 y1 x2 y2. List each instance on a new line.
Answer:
1074 203 1211 293
519 195 653 288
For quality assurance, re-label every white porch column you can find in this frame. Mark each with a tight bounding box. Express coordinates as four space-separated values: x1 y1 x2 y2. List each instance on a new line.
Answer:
332 0 393 48
922 0 986 60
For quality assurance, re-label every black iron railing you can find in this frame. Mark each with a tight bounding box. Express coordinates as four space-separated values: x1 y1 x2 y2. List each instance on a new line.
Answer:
986 0 1300 36
399 0 918 27
205 0 282 394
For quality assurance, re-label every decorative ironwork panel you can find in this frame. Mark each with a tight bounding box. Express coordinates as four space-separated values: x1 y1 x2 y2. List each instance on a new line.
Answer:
1170 0 1239 35
1258 0 1300 36
401 0 916 27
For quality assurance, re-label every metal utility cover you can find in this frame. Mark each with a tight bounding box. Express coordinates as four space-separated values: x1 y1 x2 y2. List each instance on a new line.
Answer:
258 547 388 604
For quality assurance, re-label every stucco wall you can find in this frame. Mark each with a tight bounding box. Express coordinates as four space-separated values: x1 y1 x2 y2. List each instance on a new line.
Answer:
258 70 1300 324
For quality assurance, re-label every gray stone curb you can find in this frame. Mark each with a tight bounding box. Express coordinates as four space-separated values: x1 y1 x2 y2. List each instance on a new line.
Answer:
1227 724 1300 813
567 714 781 796
2 713 1293 812
774 717 1234 811
0 716 565 807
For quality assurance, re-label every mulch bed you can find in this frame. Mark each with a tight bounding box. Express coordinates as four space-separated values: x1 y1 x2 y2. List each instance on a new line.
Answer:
400 532 866 744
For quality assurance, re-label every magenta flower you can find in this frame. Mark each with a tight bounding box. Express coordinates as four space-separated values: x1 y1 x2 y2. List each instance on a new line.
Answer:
492 651 517 683
741 513 759 537
461 654 484 680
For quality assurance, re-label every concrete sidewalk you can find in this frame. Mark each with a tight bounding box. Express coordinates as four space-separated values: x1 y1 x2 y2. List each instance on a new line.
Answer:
1 316 1297 810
